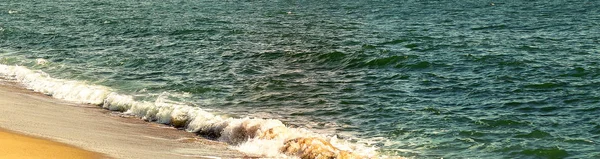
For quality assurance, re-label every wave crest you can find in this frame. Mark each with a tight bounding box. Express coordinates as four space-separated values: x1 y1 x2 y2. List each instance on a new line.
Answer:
0 64 382 158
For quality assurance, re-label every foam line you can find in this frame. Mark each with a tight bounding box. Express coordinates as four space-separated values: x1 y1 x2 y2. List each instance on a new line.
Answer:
0 64 382 158
0 65 110 105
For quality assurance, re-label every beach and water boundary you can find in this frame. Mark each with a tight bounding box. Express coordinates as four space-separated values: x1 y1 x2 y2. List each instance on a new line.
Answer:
0 77 250 159
0 64 383 158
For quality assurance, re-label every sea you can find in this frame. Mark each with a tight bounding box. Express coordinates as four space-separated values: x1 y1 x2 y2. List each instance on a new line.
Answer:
1 0 599 158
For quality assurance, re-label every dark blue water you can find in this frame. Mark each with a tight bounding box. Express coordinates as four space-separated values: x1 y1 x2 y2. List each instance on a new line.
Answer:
2 0 600 158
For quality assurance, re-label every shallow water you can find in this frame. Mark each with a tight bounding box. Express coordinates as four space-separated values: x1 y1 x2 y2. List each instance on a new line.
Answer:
1 0 600 158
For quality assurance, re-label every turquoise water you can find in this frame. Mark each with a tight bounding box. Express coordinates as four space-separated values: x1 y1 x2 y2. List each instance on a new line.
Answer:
1 0 600 158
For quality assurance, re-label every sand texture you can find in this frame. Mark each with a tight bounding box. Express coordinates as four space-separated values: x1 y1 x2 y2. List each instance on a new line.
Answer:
0 128 104 159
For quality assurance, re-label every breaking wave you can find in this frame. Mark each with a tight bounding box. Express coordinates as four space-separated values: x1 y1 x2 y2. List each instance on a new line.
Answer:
0 63 384 159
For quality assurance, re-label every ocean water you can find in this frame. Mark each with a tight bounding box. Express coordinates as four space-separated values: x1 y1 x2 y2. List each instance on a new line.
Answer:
1 0 600 158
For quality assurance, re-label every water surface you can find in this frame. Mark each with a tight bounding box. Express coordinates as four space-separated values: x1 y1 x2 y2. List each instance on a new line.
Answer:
1 0 599 158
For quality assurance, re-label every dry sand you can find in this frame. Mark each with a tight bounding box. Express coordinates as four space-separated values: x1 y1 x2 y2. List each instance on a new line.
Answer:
0 80 249 159
0 128 104 159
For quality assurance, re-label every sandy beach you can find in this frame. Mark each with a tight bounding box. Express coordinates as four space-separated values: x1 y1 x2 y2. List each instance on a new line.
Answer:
0 80 248 159
0 128 104 159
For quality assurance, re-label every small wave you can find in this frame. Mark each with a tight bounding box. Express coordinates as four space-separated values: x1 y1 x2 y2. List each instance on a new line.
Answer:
523 82 566 89
316 51 347 63
169 29 218 36
346 55 421 69
0 64 382 158
378 39 409 45
475 119 531 128
364 56 408 68
0 65 109 104
458 130 485 137
517 146 569 159
514 130 552 138
559 67 589 78
470 24 508 31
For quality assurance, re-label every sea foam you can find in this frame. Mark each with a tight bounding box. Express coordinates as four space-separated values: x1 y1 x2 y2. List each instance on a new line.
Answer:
0 63 383 159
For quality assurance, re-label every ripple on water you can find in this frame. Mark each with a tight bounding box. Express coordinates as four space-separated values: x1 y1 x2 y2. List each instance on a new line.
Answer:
476 118 531 128
590 125 600 135
516 146 569 159
523 82 567 89
458 130 486 137
514 130 552 139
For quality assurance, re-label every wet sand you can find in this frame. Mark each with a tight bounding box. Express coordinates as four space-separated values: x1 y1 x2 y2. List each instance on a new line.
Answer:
0 80 249 159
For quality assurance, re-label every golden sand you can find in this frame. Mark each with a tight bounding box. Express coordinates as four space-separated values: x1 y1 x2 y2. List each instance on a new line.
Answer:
0 128 104 159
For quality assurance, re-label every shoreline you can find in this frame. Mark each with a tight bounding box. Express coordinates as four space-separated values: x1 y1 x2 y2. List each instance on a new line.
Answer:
0 79 249 159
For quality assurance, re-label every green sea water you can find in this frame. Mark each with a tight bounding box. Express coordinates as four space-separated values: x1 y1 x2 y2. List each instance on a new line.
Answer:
1 0 599 158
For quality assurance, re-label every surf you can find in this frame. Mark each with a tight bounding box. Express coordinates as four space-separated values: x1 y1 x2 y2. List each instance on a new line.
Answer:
0 63 383 158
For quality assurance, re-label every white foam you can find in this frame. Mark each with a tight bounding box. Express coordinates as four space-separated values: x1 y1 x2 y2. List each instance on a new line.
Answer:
235 138 295 158
0 63 382 158
0 64 110 105
36 58 48 65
